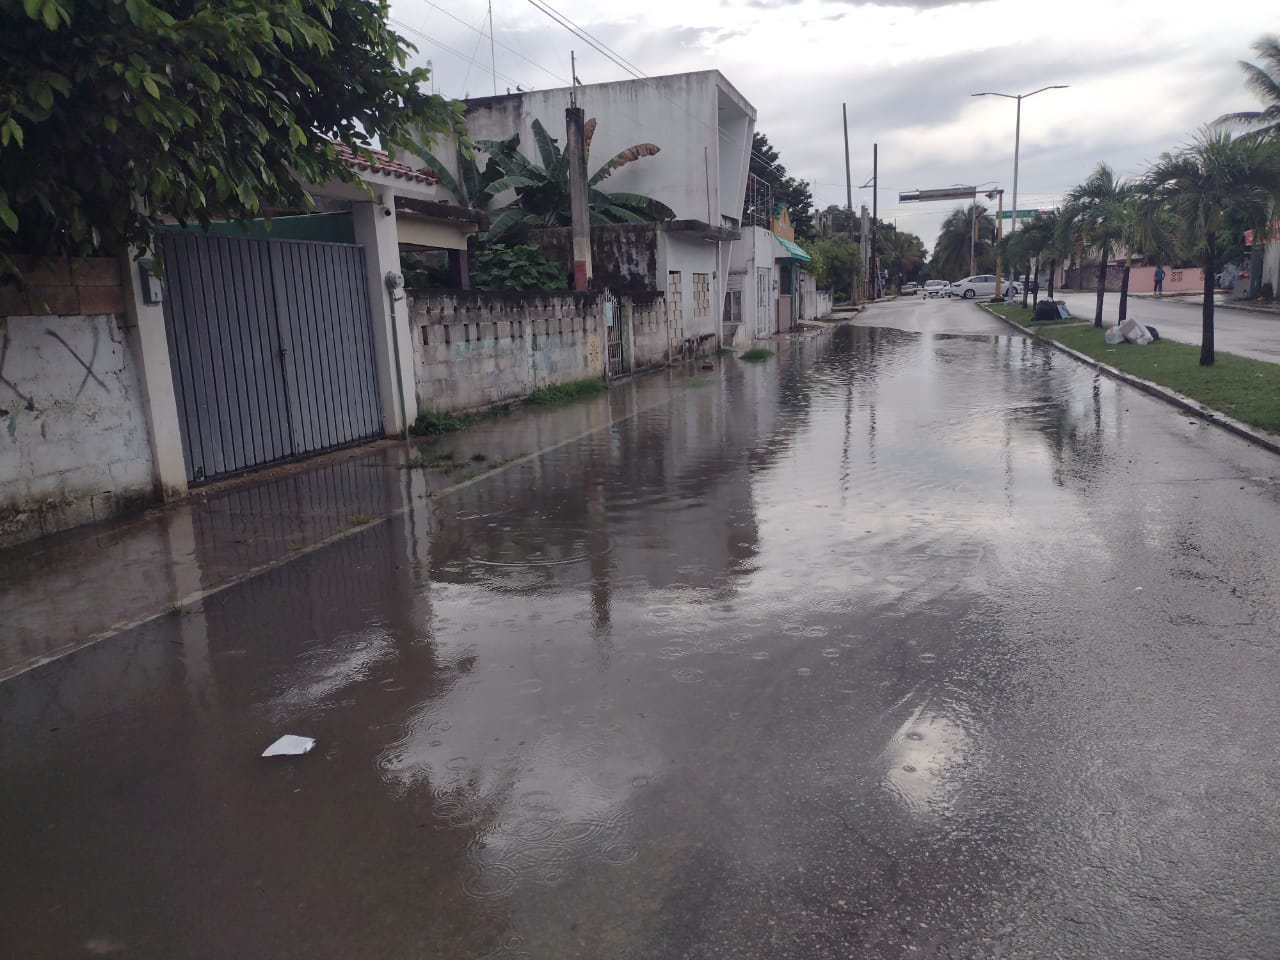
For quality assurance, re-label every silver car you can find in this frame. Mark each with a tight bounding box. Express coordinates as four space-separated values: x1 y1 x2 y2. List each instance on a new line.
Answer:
922 280 950 299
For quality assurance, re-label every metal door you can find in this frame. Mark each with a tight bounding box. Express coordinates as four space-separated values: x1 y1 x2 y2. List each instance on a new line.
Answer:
604 294 624 378
160 233 383 484
755 268 772 337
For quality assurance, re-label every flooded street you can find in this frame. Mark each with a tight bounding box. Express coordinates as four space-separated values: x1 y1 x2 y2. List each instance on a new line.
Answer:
3 299 1279 959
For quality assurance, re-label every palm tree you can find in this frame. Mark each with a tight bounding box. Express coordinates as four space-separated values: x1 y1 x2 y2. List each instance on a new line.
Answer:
1218 34 1280 297
1116 193 1181 325
999 228 1031 304
930 204 995 280
1059 162 1133 327
1145 128 1280 365
878 225 926 292
1018 211 1058 307
1218 34 1280 139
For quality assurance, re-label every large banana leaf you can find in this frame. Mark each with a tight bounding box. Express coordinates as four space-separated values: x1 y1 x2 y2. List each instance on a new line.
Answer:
405 144 466 206
589 144 661 186
530 119 563 179
593 190 676 221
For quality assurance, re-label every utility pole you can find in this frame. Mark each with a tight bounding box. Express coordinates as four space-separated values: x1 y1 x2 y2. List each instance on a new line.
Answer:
860 205 870 300
842 103 857 306
970 204 978 277
566 54 591 291
870 143 878 299
488 0 497 96
992 189 1004 298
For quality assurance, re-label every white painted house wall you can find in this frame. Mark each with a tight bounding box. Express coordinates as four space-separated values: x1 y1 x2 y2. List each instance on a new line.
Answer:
729 226 778 339
462 71 756 349
463 71 754 228
1 313 156 546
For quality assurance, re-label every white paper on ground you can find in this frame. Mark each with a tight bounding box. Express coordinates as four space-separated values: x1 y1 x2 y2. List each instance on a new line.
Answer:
262 735 316 757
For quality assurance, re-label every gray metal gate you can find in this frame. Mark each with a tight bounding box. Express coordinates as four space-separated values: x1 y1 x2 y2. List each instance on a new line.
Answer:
160 232 383 484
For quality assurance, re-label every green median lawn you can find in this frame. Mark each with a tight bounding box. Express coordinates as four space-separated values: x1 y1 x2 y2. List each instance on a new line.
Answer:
1037 324 1280 435
985 300 1084 330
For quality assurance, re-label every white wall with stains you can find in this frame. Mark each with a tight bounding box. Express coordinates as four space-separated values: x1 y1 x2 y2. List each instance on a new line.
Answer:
0 313 157 547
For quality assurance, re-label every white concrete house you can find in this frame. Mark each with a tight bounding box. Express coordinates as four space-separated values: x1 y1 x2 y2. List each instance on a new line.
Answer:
461 70 756 348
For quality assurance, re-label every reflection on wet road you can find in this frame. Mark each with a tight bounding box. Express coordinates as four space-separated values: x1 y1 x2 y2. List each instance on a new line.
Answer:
3 301 1279 959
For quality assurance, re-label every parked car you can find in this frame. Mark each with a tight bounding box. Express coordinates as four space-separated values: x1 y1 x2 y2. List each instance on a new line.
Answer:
923 280 950 298
900 282 919 296
951 275 1020 300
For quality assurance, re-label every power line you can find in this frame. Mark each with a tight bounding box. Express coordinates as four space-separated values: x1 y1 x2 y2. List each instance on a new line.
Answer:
399 2 569 86
392 17 528 92
521 0 647 79
521 0 644 81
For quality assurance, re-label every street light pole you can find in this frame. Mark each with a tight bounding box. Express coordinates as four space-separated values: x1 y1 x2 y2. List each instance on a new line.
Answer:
971 85 1068 234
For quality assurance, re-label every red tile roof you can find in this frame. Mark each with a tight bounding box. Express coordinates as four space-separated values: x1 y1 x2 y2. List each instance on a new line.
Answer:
331 142 439 185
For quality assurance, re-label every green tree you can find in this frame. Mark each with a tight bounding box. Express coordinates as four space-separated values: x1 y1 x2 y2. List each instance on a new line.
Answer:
481 119 675 238
809 236 862 300
877 224 926 291
1218 34 1280 296
469 242 566 291
1059 162 1133 327
931 204 995 280
1145 128 1280 365
1017 211 1059 306
0 0 462 275
744 132 815 241
1219 34 1280 139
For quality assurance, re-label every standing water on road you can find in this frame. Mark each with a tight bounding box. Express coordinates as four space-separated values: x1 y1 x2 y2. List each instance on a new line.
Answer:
3 311 1279 959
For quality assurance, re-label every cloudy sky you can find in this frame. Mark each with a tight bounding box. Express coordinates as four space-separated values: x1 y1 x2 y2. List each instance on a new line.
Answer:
388 0 1269 252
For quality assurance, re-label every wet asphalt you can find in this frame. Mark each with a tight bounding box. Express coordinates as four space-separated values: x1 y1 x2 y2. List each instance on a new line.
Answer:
3 298 1279 959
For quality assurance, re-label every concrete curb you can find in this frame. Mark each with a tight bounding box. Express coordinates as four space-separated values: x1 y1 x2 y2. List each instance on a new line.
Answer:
1118 292 1280 319
978 303 1280 459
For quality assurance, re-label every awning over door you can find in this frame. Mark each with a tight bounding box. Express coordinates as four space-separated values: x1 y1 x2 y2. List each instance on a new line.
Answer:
774 236 811 262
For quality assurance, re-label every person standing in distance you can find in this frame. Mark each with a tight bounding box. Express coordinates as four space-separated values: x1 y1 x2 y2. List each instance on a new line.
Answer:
1154 265 1165 296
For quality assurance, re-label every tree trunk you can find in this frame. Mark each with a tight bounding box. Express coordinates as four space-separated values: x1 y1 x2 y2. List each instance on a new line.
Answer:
1047 259 1056 301
1118 265 1130 324
1201 232 1217 366
1032 257 1040 308
1094 260 1107 328
1021 258 1031 308
1249 245 1264 299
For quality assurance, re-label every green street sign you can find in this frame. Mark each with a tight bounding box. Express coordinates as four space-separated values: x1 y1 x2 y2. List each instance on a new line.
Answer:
999 209 1045 219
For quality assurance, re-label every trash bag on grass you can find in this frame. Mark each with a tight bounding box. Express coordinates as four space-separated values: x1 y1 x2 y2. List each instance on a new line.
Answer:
1119 317 1152 344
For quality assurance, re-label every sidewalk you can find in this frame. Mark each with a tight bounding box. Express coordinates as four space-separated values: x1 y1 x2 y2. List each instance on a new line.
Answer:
0 364 717 681
1130 291 1280 317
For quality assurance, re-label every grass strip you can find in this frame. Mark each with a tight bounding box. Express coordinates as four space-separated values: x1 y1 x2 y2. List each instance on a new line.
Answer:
1039 325 1280 435
985 300 1086 330
740 347 775 362
525 377 608 406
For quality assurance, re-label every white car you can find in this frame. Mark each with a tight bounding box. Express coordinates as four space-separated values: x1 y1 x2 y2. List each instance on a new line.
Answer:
900 282 919 296
922 280 950 298
951 275 1020 300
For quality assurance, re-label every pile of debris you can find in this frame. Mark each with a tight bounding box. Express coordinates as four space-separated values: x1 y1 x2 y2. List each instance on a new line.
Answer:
1104 317 1161 345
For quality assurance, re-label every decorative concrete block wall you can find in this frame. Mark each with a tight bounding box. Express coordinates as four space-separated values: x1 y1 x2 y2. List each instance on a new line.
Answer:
409 291 607 414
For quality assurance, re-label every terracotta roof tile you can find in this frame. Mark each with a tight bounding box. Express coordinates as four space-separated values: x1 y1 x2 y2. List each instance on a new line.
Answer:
331 142 439 186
